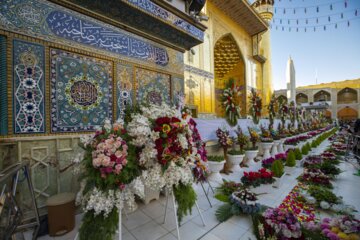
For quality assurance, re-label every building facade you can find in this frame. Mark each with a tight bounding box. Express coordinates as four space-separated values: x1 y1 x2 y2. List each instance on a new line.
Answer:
274 79 360 120
183 0 273 118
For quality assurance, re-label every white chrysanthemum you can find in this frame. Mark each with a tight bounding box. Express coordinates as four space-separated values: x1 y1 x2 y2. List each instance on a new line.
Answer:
129 177 145 199
141 165 166 191
127 114 152 147
80 134 95 147
139 143 158 167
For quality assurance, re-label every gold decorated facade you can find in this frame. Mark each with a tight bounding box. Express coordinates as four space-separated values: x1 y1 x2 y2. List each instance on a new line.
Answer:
184 0 273 117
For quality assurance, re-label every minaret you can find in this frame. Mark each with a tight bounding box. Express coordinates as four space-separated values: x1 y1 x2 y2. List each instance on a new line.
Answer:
252 0 274 110
286 56 296 103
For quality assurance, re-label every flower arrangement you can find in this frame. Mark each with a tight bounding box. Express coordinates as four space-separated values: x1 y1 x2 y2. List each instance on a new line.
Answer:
78 120 144 240
269 124 280 140
247 127 260 149
289 101 297 125
260 125 273 142
241 168 275 187
316 216 360 240
234 126 249 152
278 98 288 125
249 88 262 125
300 168 332 188
262 157 276 169
222 78 241 126
126 103 198 222
216 127 233 173
268 94 277 127
263 207 302 239
278 123 290 138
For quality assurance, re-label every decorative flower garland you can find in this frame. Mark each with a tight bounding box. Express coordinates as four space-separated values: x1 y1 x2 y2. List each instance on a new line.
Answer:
249 88 262 125
267 94 277 127
221 79 241 126
278 98 288 126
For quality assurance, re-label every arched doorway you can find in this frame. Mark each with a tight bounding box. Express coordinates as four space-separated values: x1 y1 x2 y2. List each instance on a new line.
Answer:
296 93 308 105
337 88 358 104
277 95 287 103
214 34 246 117
338 107 358 120
314 90 331 102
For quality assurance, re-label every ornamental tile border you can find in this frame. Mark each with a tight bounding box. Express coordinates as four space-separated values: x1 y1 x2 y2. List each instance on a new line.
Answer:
126 0 204 41
184 64 214 79
0 36 7 135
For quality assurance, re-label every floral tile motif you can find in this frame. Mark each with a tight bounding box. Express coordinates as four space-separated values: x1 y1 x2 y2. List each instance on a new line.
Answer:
50 48 113 132
135 68 171 105
13 39 45 133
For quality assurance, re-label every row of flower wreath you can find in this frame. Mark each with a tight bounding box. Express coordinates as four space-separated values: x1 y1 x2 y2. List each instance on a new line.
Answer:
76 103 209 240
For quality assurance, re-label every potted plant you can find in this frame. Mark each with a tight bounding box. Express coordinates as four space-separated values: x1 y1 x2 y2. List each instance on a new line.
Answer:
284 150 296 174
245 127 259 167
207 155 225 183
294 148 304 167
249 88 262 125
283 137 298 152
271 160 285 188
277 123 289 153
216 128 233 174
227 126 248 172
269 125 281 157
241 168 275 194
260 125 273 160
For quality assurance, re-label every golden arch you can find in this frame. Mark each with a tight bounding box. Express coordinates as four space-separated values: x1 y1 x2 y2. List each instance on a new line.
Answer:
314 90 331 102
214 34 246 117
296 93 308 104
337 87 358 104
337 107 358 120
277 95 287 103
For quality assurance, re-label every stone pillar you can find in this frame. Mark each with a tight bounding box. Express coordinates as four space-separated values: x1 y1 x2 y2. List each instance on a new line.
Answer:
331 89 337 119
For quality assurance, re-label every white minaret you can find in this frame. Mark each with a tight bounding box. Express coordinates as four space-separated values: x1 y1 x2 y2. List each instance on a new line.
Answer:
286 56 296 103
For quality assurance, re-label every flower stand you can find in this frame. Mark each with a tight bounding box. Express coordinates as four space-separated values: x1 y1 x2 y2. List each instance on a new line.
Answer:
272 173 285 188
163 191 206 240
261 142 273 160
227 154 244 172
208 160 225 183
271 140 280 157
245 150 258 166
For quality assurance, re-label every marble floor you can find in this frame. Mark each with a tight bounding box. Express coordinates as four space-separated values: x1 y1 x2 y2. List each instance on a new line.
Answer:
22 139 360 240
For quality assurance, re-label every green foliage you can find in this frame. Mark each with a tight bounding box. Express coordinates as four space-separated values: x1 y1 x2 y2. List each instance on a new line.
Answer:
286 150 296 167
307 185 340 204
306 142 311 151
207 155 225 162
271 160 284 178
215 194 230 203
311 140 317 148
174 183 197 223
319 161 341 176
302 228 329 240
215 203 234 222
294 148 302 160
301 144 309 155
215 179 243 197
79 209 118 240
228 149 245 155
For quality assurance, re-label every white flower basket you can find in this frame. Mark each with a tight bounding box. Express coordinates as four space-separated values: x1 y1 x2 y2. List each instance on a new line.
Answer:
272 173 285 188
227 154 244 172
142 185 160 205
208 160 225 183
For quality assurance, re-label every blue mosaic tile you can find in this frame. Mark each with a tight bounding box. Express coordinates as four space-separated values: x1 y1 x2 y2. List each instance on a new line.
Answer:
13 39 45 134
0 36 7 135
50 48 113 132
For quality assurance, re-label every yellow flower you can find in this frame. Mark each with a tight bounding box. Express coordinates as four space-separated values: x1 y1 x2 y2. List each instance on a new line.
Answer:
162 124 171 133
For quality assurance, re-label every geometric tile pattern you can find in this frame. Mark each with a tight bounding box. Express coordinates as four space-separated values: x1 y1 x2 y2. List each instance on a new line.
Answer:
135 68 171 105
116 63 133 120
0 35 7 135
50 48 113 132
13 40 45 133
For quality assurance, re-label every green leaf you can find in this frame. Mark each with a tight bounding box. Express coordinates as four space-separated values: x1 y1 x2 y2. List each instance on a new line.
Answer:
214 194 230 203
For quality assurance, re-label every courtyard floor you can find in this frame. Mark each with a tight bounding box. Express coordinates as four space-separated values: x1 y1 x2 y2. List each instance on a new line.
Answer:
23 139 360 240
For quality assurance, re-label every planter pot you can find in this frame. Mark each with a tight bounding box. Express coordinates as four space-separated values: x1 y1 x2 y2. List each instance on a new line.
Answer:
208 160 225 183
278 139 285 153
250 184 273 194
272 173 286 188
261 142 273 160
296 158 305 168
142 185 160 205
257 142 263 156
271 140 280 157
245 150 259 166
284 144 296 152
284 166 296 175
227 154 244 172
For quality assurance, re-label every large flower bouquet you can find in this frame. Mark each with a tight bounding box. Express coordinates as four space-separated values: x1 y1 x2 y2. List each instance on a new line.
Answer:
248 127 260 149
249 88 262 125
126 104 198 222
260 125 273 142
268 94 277 127
278 99 289 125
262 207 302 239
241 168 275 187
222 78 241 126
235 126 249 152
216 127 233 173
289 101 297 125
78 120 144 240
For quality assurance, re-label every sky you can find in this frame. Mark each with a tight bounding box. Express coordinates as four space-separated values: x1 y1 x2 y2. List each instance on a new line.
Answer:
270 0 360 90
